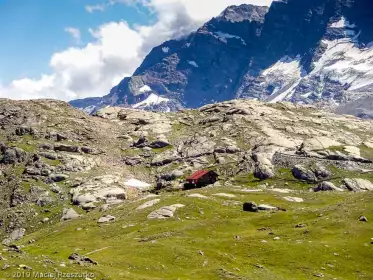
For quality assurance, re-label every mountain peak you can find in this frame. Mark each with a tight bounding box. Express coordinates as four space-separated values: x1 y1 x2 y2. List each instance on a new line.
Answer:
217 4 269 23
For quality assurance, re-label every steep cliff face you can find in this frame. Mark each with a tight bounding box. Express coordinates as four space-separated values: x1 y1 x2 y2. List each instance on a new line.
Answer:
70 0 373 115
70 4 269 112
237 0 373 105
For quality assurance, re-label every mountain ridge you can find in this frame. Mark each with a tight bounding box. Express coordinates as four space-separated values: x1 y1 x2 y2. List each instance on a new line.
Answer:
70 0 373 117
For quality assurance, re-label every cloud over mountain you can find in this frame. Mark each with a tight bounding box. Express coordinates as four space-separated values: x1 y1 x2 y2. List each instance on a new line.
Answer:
0 0 272 101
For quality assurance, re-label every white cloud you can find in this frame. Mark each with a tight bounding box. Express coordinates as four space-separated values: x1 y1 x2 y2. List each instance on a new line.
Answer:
0 0 273 101
85 4 106 13
64 27 81 43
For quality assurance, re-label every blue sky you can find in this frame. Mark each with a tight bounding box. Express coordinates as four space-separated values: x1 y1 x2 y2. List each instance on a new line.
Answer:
0 0 272 101
0 0 153 83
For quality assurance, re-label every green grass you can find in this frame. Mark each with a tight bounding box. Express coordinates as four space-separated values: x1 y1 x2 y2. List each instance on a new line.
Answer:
2 178 372 280
152 145 173 154
42 158 61 166
360 144 373 160
234 168 311 190
8 142 37 153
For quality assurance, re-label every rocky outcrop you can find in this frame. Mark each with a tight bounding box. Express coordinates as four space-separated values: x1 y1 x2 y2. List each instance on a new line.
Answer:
147 204 185 219
61 208 80 221
314 181 344 192
252 153 275 180
292 164 331 183
70 0 373 120
342 178 373 192
1 147 26 165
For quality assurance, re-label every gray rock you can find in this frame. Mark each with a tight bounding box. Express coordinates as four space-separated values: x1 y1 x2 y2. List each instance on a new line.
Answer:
258 204 278 211
39 143 53 150
56 133 68 142
68 253 97 265
54 144 80 153
41 169 52 176
1 147 26 164
171 170 184 178
149 140 171 149
147 204 185 219
36 196 55 207
313 164 331 179
187 193 208 199
82 202 97 211
151 150 181 166
81 146 100 154
314 181 344 192
50 184 62 194
61 208 80 221
15 126 34 136
39 152 58 160
24 167 41 176
2 228 26 245
243 202 258 212
292 165 317 183
98 215 116 223
123 156 143 166
132 136 149 148
252 153 275 180
50 173 69 182
73 194 96 205
137 199 160 210
343 178 373 192
359 216 368 222
226 145 241 154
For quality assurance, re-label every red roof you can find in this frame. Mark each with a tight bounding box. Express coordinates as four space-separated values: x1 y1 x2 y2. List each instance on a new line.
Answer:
187 170 210 180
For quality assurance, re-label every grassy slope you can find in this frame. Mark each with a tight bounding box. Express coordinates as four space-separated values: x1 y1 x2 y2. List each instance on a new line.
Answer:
2 179 373 280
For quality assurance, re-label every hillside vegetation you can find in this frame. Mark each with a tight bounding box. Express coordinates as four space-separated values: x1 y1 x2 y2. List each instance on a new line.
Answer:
0 98 373 279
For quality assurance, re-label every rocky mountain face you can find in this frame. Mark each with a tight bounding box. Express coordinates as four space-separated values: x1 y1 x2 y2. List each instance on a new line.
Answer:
70 0 373 117
1 99 373 277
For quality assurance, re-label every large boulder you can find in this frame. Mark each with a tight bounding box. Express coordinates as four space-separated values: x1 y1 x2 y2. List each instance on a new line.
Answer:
313 164 331 180
147 204 185 219
243 202 258 212
2 228 26 245
50 173 69 182
137 199 160 210
54 144 80 153
15 126 34 136
314 181 344 192
1 147 27 164
97 215 116 223
342 178 373 192
252 153 275 180
151 150 181 166
292 165 317 183
61 208 80 221
149 140 171 149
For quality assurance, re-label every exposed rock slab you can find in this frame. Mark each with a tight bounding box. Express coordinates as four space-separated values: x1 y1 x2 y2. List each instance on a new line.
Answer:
147 204 185 219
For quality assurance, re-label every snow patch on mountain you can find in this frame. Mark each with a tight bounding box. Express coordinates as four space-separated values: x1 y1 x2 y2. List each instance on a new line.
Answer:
214 32 246 45
133 94 170 109
139 85 152 93
330 17 356 29
262 56 304 78
162 47 169 53
311 38 373 92
188 61 199 68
